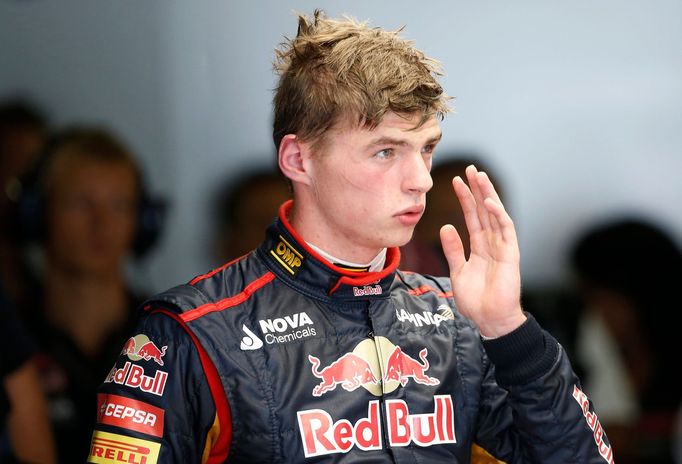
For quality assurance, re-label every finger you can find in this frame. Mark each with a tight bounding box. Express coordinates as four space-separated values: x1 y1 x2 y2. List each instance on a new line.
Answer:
453 175 482 236
478 172 501 235
440 224 466 276
478 171 503 205
483 197 518 249
487 200 502 235
465 165 492 232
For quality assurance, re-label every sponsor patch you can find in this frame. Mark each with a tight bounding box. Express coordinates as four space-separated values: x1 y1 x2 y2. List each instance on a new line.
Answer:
297 396 456 457
241 311 318 350
104 362 168 397
121 335 167 366
352 284 382 297
97 394 164 438
270 235 304 275
88 430 160 464
396 305 454 328
308 337 439 397
572 385 615 464
259 311 316 345
240 324 264 350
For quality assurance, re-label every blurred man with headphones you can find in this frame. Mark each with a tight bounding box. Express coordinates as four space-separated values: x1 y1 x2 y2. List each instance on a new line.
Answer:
15 126 164 463
0 98 56 464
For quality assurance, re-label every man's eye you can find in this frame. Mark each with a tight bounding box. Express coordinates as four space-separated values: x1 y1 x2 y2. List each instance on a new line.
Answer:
374 148 393 159
422 144 435 154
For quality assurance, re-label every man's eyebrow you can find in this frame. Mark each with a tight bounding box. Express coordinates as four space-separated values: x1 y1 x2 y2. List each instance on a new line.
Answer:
365 132 442 149
426 133 443 145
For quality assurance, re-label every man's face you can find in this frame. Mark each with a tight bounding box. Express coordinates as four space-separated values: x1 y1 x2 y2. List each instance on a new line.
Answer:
46 157 138 277
298 111 441 262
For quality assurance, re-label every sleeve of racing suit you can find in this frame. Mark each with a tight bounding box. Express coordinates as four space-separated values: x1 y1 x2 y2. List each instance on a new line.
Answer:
86 309 224 464
474 313 615 464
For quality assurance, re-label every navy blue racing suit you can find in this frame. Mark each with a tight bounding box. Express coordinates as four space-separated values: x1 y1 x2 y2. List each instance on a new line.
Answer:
87 200 615 463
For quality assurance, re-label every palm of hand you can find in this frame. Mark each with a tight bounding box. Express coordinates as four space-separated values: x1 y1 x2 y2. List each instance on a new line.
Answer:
440 166 525 338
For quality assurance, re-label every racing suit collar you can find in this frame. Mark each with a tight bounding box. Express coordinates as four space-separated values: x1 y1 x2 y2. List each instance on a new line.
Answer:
258 200 400 301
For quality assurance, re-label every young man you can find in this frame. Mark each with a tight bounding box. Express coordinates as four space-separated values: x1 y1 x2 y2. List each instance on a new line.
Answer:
89 11 613 463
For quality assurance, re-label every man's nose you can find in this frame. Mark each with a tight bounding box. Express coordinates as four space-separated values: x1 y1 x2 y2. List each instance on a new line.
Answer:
403 152 433 194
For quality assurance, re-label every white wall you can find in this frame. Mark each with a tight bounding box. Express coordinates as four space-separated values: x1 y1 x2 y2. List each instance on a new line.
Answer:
2 0 680 292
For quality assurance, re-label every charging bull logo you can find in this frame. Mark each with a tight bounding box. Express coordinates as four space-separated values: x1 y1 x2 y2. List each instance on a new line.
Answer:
121 335 167 366
384 346 440 387
307 337 439 397
308 353 379 396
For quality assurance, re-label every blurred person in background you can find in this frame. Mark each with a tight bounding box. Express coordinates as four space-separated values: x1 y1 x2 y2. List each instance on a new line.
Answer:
571 218 682 464
1 288 56 464
212 167 289 263
0 98 55 463
15 127 164 463
0 99 48 309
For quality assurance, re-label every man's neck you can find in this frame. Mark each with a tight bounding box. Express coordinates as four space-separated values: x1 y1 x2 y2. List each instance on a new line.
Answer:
307 242 387 272
289 199 386 264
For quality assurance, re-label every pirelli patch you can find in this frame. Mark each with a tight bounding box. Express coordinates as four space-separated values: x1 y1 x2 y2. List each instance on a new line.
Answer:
88 430 160 464
270 235 304 275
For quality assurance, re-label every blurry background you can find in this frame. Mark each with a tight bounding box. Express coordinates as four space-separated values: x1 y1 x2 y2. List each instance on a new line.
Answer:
1 0 680 292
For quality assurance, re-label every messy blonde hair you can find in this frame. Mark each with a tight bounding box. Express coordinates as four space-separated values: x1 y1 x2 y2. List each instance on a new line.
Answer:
273 10 451 150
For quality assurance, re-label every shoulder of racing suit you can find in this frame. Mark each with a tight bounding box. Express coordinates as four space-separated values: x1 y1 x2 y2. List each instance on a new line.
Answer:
87 250 271 464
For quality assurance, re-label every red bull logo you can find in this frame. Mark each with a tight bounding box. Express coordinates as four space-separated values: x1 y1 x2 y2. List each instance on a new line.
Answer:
104 362 168 397
572 385 614 464
299 338 453 456
309 353 379 396
307 337 439 397
352 285 382 297
383 346 439 387
121 335 167 366
297 396 456 457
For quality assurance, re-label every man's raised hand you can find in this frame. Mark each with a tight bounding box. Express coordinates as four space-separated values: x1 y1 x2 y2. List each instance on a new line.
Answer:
439 165 526 338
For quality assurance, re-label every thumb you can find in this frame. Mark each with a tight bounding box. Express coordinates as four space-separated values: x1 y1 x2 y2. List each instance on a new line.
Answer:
440 224 466 276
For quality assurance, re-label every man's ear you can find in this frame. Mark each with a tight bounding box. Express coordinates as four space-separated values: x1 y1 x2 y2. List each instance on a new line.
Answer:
278 134 312 186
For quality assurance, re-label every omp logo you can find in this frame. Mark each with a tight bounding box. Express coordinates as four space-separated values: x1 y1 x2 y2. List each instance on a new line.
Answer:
270 236 303 275
88 430 160 464
240 324 264 351
396 305 455 328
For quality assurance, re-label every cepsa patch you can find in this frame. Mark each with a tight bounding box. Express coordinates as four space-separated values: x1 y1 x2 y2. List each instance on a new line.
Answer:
88 430 160 464
270 235 304 275
97 393 165 438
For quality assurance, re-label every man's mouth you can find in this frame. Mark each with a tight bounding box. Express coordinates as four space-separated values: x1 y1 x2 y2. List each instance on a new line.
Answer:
394 205 425 225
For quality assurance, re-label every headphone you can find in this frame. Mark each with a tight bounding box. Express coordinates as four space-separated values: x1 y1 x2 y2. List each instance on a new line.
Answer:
13 128 166 258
